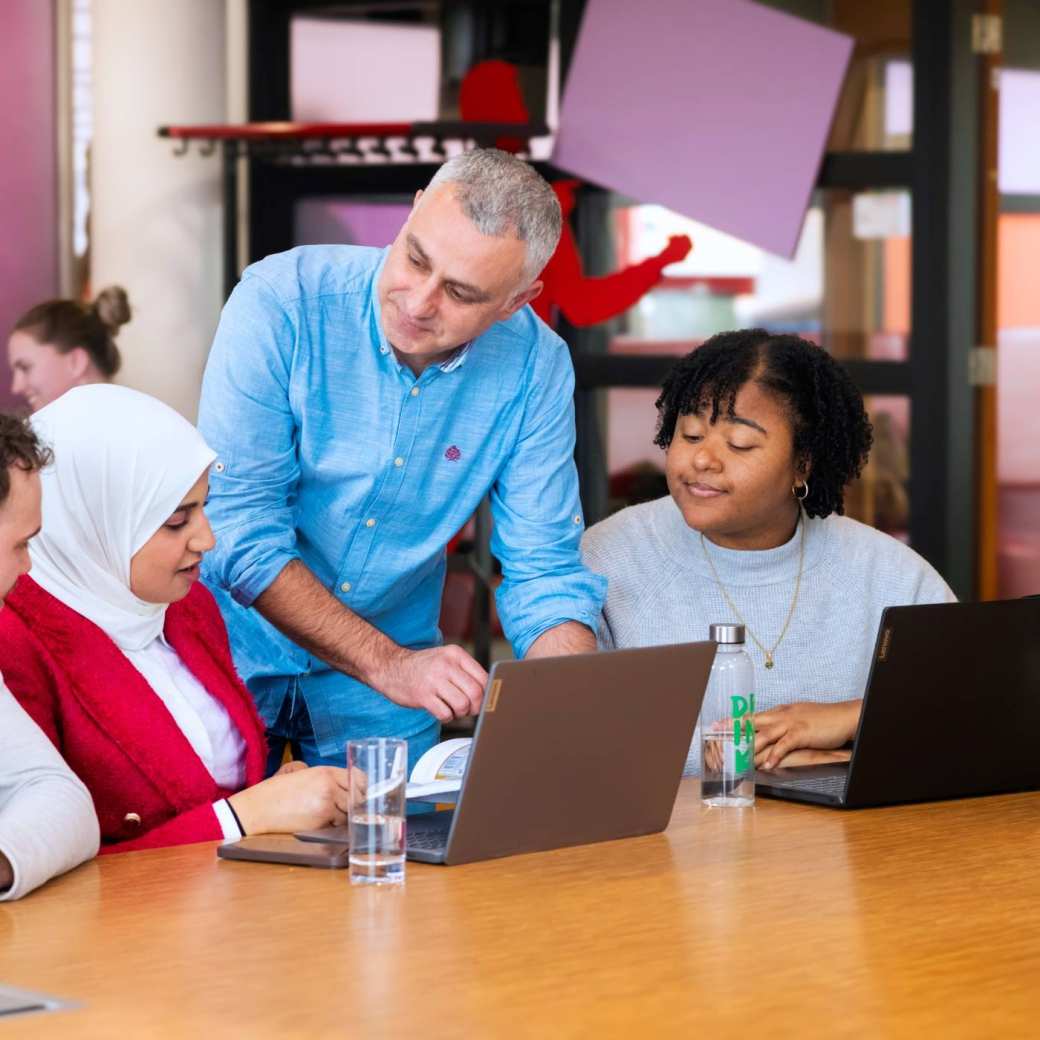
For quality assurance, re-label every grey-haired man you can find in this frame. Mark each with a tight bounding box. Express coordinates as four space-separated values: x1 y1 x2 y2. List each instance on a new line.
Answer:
199 148 606 774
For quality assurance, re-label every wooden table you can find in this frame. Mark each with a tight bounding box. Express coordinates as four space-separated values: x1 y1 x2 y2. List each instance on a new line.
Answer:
3 782 1040 1038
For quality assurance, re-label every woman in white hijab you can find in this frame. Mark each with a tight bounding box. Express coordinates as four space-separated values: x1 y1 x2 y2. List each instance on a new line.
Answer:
0 385 355 851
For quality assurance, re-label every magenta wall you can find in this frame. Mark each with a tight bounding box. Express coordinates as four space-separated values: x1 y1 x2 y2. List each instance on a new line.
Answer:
0 1 58 410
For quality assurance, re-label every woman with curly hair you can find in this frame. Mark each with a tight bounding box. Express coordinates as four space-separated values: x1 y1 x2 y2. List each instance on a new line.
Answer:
581 329 954 772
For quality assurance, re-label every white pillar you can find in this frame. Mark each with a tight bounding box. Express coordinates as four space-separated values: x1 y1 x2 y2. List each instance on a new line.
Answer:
91 0 226 421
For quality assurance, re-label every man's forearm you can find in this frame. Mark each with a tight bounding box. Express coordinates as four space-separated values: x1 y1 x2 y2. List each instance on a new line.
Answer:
254 560 489 721
253 560 402 688
526 620 596 659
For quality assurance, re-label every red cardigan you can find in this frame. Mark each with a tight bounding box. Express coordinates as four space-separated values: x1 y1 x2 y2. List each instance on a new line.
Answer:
0 576 267 853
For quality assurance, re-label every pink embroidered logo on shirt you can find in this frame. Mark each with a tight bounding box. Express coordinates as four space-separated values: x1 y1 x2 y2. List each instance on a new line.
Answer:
444 445 462 462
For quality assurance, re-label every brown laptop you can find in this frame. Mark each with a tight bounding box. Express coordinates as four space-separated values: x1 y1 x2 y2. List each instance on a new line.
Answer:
297 642 715 865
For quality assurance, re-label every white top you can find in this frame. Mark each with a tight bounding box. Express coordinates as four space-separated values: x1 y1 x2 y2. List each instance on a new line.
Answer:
582 497 956 770
136 636 247 792
0 684 100 900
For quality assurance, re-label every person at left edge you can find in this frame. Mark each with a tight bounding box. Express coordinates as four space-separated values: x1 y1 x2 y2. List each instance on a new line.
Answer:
197 148 607 774
0 413 98 899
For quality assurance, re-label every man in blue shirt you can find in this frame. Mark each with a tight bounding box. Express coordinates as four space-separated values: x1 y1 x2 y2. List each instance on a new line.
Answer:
198 149 606 773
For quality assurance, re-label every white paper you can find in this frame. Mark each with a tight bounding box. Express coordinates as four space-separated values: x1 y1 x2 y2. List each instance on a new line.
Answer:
406 737 472 800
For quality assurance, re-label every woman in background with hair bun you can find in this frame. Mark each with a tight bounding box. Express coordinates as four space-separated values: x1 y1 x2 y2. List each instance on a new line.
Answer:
8 286 131 412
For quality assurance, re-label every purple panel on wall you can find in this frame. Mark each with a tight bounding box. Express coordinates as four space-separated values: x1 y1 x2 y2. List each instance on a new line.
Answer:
295 200 410 249
552 0 852 257
0 1 58 409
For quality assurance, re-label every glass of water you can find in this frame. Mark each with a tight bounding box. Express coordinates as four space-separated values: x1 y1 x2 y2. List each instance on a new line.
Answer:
347 738 407 886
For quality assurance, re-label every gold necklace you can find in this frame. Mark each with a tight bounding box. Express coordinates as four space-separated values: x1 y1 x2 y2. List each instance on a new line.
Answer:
699 513 805 670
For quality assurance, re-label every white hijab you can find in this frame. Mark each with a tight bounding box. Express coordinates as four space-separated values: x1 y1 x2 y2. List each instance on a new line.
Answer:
29 385 217 651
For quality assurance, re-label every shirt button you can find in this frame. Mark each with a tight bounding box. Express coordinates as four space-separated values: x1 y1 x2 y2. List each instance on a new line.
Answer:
366 518 376 528
410 386 420 397
394 457 404 467
340 581 351 593
573 515 582 524
380 346 389 354
214 462 225 473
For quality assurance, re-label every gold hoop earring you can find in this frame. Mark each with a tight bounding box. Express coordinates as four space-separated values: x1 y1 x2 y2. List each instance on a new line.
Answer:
793 480 809 502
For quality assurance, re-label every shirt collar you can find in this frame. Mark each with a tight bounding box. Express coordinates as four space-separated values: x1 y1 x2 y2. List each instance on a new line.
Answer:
371 248 395 365
438 343 471 372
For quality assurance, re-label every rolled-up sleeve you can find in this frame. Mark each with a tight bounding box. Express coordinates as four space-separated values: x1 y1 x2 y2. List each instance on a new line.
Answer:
490 340 607 657
198 273 301 607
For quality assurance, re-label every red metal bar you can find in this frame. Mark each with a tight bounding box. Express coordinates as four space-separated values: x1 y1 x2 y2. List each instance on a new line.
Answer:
658 275 756 295
158 120 550 143
159 121 415 141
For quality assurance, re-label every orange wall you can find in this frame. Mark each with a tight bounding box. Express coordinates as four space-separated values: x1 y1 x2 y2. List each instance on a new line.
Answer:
998 214 1040 329
883 235 911 334
883 213 1040 334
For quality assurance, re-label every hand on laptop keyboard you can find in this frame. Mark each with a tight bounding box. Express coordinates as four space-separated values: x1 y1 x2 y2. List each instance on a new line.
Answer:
753 699 862 769
765 747 852 770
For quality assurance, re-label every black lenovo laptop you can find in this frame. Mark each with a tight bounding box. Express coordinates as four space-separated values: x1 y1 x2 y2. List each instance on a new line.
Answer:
298 641 716 865
755 598 1040 808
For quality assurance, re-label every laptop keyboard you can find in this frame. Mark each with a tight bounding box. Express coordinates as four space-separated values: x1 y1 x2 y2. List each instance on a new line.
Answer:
407 813 452 852
767 774 848 797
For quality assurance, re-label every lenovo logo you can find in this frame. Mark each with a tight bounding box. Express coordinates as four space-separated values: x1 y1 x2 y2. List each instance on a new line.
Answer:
485 679 502 713
878 627 893 662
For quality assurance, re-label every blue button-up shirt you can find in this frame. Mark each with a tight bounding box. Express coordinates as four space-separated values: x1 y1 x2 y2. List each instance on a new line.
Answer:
198 245 606 755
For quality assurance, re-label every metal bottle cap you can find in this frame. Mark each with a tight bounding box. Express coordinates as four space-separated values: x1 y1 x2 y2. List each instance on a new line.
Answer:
709 623 746 644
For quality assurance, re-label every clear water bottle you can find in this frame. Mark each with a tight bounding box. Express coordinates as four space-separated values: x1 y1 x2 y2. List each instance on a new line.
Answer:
700 623 755 807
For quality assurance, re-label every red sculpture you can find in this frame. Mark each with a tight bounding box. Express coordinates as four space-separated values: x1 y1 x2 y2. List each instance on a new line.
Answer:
459 60 692 327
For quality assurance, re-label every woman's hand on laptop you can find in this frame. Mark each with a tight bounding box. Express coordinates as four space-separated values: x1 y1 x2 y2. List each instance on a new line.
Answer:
767 747 853 770
227 766 359 835
372 644 488 722
753 699 862 771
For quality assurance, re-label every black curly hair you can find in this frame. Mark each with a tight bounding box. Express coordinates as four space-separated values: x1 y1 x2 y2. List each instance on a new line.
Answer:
0 412 52 507
653 329 873 519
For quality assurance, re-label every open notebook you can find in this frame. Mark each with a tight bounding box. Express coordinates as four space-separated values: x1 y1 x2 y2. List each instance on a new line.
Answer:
404 737 470 803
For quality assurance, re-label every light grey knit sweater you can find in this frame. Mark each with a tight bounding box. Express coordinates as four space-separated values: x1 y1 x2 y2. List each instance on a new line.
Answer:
0 685 99 900
581 496 955 771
